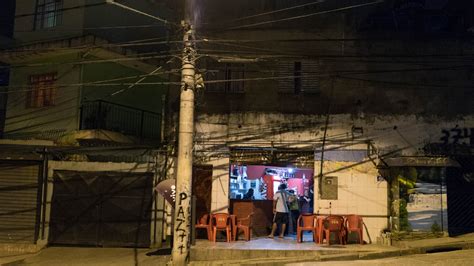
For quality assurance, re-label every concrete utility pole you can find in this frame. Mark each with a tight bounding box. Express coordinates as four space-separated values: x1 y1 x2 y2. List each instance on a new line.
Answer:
172 21 196 265
104 1 196 264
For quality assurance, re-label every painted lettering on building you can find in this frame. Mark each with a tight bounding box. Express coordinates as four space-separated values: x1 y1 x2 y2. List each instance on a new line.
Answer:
440 127 473 145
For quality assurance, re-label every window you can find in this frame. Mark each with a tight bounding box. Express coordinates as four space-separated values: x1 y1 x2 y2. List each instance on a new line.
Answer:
26 73 58 108
34 0 63 29
205 63 245 93
278 60 320 94
294 61 302 94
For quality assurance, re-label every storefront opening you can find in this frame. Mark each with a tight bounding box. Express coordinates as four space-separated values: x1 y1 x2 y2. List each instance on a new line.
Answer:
229 165 313 202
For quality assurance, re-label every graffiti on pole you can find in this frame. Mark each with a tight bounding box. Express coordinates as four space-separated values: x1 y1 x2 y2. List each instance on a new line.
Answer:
175 191 190 254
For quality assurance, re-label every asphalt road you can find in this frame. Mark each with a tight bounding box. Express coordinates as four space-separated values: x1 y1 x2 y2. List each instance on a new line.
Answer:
289 249 474 266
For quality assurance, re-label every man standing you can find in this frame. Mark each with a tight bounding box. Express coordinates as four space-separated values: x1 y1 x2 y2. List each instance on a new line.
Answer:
268 183 290 238
288 190 300 233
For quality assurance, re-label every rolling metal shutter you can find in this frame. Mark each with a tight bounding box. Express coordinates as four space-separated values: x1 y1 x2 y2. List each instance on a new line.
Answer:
0 162 40 243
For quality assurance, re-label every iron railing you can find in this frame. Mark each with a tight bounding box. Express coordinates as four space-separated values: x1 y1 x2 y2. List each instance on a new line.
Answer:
80 100 161 141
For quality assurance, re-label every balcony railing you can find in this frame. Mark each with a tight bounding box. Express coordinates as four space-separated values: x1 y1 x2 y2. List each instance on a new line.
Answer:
80 100 161 141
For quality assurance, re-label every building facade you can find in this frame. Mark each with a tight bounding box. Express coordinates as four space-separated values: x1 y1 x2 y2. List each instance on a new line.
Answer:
165 0 474 242
0 0 176 249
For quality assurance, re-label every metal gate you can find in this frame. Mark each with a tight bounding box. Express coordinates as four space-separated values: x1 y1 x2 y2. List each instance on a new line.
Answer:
49 170 153 247
0 161 41 243
447 161 474 236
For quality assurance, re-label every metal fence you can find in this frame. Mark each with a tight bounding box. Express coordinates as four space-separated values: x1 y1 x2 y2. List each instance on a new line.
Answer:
80 100 161 141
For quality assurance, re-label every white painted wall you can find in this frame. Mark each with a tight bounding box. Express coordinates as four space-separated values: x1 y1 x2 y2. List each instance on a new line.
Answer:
314 161 388 243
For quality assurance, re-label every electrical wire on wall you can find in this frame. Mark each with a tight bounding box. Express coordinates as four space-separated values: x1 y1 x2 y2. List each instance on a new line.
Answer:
318 76 335 199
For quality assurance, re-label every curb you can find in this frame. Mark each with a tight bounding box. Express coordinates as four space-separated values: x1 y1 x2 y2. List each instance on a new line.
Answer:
356 240 474 261
190 240 474 265
319 253 359 261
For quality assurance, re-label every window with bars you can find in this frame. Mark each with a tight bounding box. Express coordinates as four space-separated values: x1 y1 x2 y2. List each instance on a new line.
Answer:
278 60 320 94
26 73 58 108
205 63 245 93
34 0 63 29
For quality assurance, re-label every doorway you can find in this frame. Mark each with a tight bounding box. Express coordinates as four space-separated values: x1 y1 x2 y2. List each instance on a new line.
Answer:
192 165 213 222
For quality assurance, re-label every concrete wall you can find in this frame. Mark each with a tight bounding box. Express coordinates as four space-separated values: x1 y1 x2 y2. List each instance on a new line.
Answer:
83 0 177 49
4 51 166 140
14 0 85 43
81 59 166 114
171 2 474 117
314 161 388 243
194 113 474 154
14 0 177 50
4 52 82 139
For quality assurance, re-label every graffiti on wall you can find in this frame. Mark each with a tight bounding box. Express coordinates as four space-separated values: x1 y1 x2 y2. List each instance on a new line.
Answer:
440 127 473 145
424 127 473 156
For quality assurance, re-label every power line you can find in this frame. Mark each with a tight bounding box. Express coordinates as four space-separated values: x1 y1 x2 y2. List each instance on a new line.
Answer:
1 46 471 71
1 40 182 53
1 34 183 53
0 53 179 69
14 1 180 28
213 0 327 24
3 64 470 94
14 2 107 18
14 24 173 32
338 76 474 89
199 50 474 59
227 0 384 30
3 33 472 55
109 66 165 96
105 1 179 28
197 35 474 44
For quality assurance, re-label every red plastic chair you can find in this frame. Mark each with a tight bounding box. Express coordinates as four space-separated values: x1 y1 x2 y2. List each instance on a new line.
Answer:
322 215 345 245
211 213 232 242
234 213 254 241
345 214 364 244
195 214 212 241
296 214 317 243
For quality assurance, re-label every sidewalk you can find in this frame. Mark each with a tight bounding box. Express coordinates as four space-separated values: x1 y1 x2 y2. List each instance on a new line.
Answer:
189 233 474 265
2 234 474 265
0 247 171 266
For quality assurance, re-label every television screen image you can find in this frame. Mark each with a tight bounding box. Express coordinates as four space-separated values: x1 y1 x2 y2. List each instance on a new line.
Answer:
229 165 313 201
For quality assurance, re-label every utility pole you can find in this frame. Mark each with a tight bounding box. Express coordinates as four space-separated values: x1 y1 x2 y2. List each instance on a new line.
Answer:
103 1 195 264
172 21 195 266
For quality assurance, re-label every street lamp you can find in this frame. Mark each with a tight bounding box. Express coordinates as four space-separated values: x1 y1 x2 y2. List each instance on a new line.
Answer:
104 2 195 265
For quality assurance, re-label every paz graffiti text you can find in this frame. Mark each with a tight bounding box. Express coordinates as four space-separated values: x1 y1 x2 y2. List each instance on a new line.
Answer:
175 192 189 254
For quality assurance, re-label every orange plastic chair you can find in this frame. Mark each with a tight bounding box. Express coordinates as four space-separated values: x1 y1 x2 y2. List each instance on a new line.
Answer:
322 215 345 245
316 216 326 244
234 213 254 241
195 214 212 241
211 213 232 242
296 214 317 243
345 214 364 244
